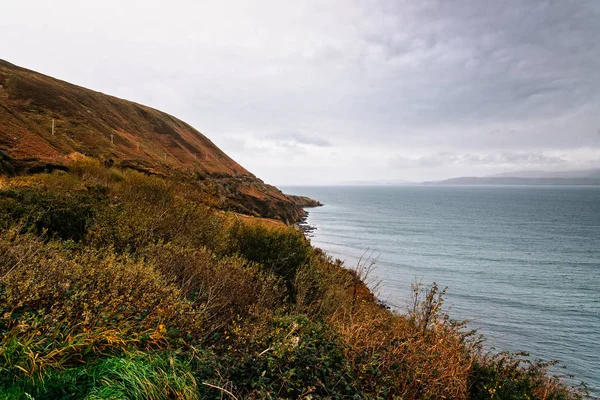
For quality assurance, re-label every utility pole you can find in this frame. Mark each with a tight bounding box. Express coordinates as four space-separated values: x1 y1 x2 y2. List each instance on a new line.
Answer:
164 152 167 161
110 133 114 144
51 119 55 135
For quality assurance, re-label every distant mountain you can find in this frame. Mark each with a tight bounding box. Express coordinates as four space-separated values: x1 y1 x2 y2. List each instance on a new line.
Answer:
490 169 600 179
424 176 600 186
424 168 600 185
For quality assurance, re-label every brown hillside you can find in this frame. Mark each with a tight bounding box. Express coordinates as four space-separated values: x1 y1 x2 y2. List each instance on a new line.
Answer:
0 59 313 223
0 59 248 176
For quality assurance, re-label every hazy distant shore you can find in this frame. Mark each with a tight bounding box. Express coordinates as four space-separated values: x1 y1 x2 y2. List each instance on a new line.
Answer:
425 177 600 186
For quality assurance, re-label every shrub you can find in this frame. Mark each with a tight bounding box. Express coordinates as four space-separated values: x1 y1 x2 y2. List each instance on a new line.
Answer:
229 222 312 288
321 279 474 399
87 171 229 254
225 315 357 399
469 352 587 400
0 186 100 241
142 243 285 338
68 156 125 187
0 164 587 400
294 251 365 318
0 230 204 385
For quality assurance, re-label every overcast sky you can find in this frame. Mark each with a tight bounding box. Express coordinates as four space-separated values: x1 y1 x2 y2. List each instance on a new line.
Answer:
2 0 600 184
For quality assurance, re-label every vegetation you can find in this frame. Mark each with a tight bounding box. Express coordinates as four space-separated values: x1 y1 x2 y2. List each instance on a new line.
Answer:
0 159 588 399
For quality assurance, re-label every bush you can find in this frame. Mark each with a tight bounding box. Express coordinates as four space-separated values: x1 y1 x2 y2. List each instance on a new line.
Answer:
87 171 229 254
294 251 364 318
225 315 357 399
68 157 125 187
230 222 312 288
142 243 285 338
0 230 204 385
469 352 587 400
0 186 101 242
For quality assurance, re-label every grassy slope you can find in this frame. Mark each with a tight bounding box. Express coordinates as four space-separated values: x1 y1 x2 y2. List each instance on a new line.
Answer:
0 59 247 176
0 162 587 400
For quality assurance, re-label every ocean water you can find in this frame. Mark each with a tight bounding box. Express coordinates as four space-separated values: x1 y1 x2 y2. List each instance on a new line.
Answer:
282 185 600 393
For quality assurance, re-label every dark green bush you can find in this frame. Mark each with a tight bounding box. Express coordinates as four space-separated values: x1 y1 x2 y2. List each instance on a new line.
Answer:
229 222 312 288
469 352 585 400
0 187 100 241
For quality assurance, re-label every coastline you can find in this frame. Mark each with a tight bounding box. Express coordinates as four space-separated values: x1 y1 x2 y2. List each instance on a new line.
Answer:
285 185 599 396
288 195 322 235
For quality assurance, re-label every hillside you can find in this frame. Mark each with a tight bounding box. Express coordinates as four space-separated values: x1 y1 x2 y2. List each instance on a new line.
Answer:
0 59 311 223
0 161 586 399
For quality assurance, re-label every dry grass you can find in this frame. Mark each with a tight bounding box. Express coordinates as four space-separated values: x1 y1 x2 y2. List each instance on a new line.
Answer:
295 253 473 398
142 243 285 338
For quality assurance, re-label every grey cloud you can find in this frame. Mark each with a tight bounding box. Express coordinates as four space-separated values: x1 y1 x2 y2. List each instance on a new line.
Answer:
348 1 600 141
390 151 568 169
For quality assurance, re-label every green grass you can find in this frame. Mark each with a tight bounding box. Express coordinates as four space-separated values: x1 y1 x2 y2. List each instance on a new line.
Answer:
0 351 198 400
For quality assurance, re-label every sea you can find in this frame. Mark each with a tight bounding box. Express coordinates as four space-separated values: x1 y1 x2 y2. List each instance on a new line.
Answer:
281 185 600 394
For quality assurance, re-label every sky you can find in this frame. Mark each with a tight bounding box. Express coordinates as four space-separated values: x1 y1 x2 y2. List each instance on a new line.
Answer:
2 0 600 184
